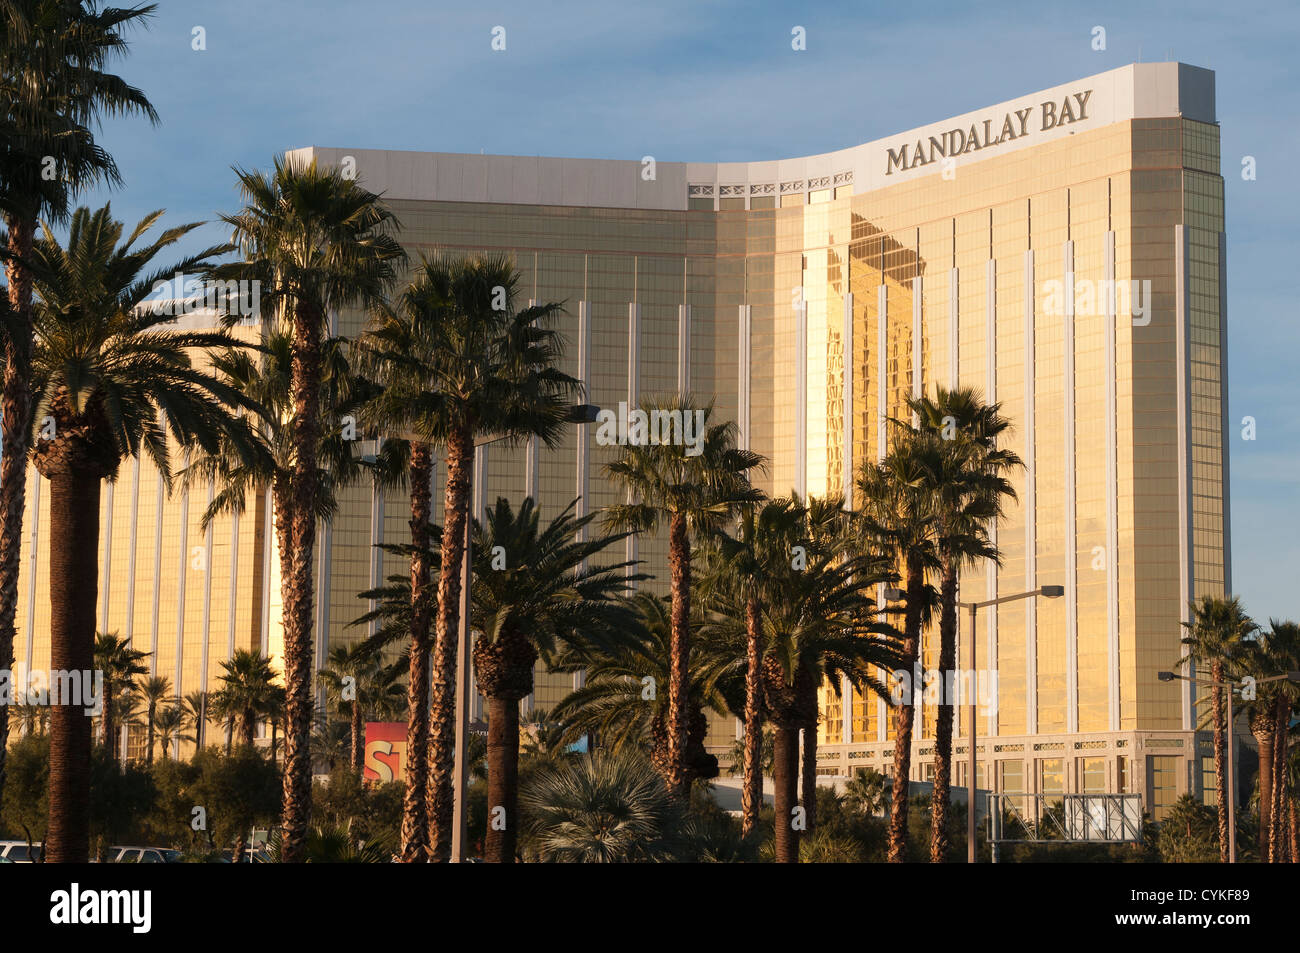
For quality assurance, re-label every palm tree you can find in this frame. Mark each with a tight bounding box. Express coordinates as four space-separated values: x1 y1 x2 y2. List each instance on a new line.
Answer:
138 674 171 766
843 767 891 815
212 650 279 748
28 204 264 862
356 251 579 862
1179 594 1256 862
552 591 731 789
92 631 149 760
152 702 188 761
210 155 403 862
468 497 639 862
907 387 1021 862
1241 620 1300 861
318 643 404 774
696 497 803 837
0 3 157 806
855 439 943 863
755 500 901 862
182 689 209 753
519 750 688 863
603 398 763 797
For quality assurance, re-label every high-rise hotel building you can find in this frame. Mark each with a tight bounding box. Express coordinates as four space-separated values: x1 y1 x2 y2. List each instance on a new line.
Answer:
13 62 1227 818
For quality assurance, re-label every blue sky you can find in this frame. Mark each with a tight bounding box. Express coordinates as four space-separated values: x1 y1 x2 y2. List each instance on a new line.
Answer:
78 0 1299 623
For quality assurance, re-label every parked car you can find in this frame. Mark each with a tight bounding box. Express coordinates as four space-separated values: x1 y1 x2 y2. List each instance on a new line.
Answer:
107 846 184 864
0 840 43 863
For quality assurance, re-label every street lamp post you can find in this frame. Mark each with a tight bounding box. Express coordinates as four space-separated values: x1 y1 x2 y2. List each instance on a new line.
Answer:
1156 667 1300 864
449 404 601 862
961 584 1063 864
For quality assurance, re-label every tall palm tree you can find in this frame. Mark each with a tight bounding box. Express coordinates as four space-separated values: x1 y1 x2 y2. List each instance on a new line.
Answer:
1179 594 1256 862
696 496 803 837
356 252 579 861
92 631 149 760
212 649 279 748
139 675 171 767
0 2 157 805
603 398 763 797
754 499 901 862
210 155 403 861
182 689 209 753
907 387 1021 862
28 203 264 862
855 439 943 863
152 702 188 761
318 643 404 774
468 497 639 862
553 591 732 785
1245 620 1300 861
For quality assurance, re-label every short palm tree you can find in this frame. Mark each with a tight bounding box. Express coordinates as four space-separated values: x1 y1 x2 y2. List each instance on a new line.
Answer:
603 398 763 797
552 591 732 789
468 497 640 862
855 438 943 863
212 650 280 748
0 3 157 807
139 674 171 767
210 155 403 862
92 631 149 761
152 702 189 761
520 750 687 863
28 204 264 862
1179 594 1256 861
182 690 210 753
843 767 891 815
357 252 578 862
318 643 405 774
906 387 1021 862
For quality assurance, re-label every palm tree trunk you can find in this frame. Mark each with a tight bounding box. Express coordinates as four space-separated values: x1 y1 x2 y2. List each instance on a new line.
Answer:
666 511 692 799
279 300 324 864
232 831 247 865
741 593 763 838
350 701 363 774
930 558 958 862
0 217 35 807
1289 792 1298 863
773 723 800 863
402 442 435 862
429 427 472 862
1211 659 1229 862
887 559 924 863
45 469 101 863
242 710 256 748
1271 699 1289 862
147 702 157 768
1251 708 1275 861
485 693 520 863
102 681 117 762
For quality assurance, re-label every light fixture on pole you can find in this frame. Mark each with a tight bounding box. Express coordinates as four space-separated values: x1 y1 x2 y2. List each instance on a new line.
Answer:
961 584 1062 863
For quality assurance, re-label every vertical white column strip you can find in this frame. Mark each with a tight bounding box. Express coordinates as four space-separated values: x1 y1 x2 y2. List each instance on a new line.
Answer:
124 457 141 643
677 303 691 396
367 474 384 642
876 284 887 463
1175 224 1193 731
175 467 190 696
526 299 540 504
842 293 854 505
259 487 272 658
912 276 923 416
949 267 960 388
99 480 114 631
795 300 807 496
986 258 998 738
1063 240 1078 735
227 505 240 661
1024 249 1037 737
1105 231 1120 732
627 301 643 581
199 481 215 709
735 303 748 451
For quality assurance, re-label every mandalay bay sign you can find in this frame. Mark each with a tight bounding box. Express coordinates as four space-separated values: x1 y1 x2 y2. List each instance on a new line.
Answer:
884 90 1093 175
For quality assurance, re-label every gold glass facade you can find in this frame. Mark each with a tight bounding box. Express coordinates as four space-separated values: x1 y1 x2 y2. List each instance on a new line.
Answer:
11 64 1228 811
